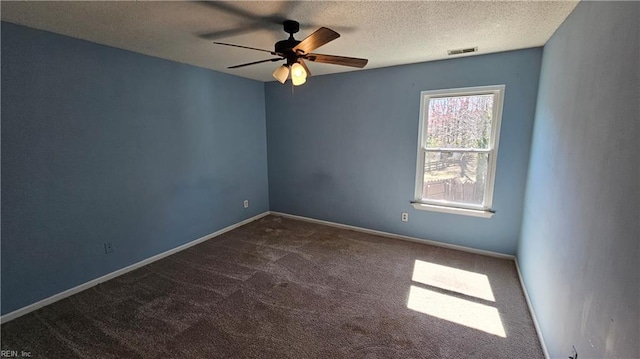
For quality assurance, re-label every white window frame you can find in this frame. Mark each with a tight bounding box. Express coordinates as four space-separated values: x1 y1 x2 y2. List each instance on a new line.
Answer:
412 85 505 218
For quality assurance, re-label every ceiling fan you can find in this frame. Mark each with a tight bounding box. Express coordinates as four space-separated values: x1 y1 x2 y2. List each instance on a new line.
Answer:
213 20 368 86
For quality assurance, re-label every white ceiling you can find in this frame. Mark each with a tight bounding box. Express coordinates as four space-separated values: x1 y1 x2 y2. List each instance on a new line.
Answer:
1 1 579 82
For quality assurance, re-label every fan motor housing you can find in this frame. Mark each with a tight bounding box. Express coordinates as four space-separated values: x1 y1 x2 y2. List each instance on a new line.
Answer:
275 39 300 54
275 20 301 54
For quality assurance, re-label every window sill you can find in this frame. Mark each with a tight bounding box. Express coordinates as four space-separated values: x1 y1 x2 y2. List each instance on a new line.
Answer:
411 202 495 218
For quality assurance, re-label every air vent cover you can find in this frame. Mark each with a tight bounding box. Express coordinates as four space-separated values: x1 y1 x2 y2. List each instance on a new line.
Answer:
447 47 478 56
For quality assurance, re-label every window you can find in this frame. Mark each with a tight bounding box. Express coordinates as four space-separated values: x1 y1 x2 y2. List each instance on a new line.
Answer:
413 85 505 218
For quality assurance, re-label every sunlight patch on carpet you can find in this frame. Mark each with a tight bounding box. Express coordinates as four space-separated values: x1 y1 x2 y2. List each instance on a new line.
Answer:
408 260 506 337
407 285 506 338
411 260 495 302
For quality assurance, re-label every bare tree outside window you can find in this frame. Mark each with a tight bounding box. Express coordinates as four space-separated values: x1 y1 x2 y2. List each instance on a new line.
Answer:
415 86 504 213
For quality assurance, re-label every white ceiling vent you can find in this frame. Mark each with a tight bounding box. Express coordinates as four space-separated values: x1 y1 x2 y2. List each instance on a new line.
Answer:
447 47 478 56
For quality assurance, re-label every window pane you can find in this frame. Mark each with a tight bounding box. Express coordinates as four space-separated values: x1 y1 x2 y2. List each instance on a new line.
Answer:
422 152 489 207
425 94 494 149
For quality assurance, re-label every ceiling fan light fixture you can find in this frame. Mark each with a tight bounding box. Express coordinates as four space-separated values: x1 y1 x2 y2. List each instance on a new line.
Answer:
291 75 306 86
215 21 367 85
290 62 307 86
272 65 290 84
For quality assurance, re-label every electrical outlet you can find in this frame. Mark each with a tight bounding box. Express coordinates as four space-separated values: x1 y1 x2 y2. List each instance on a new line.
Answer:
569 345 578 359
243 200 249 208
401 212 409 222
104 242 113 254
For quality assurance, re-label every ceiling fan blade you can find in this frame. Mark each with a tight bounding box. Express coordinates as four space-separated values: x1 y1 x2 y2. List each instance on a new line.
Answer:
298 59 311 77
228 58 283 69
213 42 281 56
198 24 265 40
196 1 299 27
303 53 368 68
292 27 340 55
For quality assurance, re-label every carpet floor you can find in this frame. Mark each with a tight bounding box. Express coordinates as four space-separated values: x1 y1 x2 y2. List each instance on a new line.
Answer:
1 215 543 358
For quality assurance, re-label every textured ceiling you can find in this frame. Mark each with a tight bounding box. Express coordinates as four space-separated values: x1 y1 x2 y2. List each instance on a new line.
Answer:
1 1 579 82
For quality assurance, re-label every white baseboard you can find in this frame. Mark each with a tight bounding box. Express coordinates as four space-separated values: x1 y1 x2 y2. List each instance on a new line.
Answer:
515 259 550 359
270 211 515 260
0 211 269 324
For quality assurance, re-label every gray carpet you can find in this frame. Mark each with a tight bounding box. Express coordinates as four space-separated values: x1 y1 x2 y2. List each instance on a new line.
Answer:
1 215 543 358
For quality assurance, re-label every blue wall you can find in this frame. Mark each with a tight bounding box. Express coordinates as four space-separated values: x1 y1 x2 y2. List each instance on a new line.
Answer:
266 49 541 255
1 22 269 315
518 2 639 358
